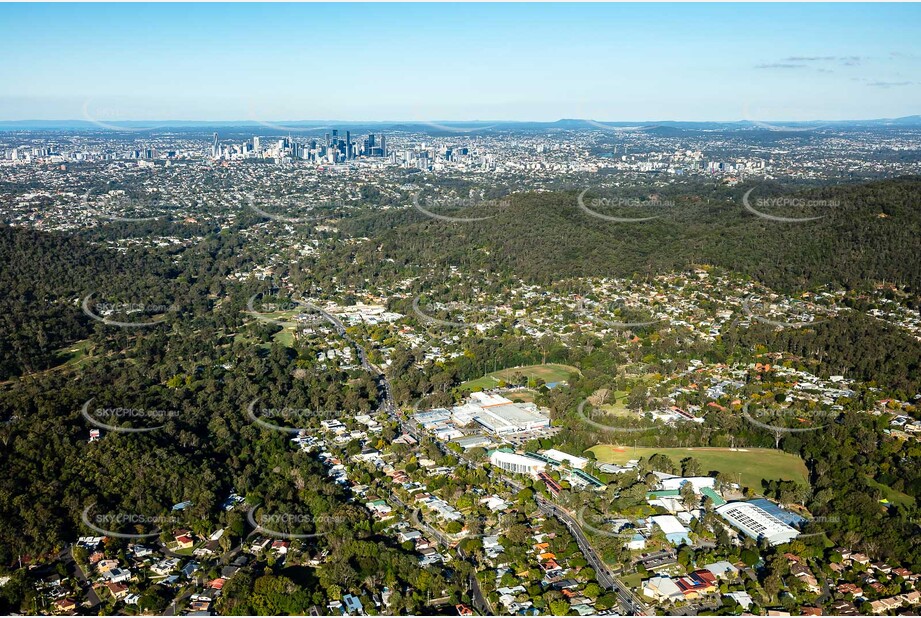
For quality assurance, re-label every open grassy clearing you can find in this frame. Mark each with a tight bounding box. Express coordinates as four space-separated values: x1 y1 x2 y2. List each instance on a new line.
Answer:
460 363 579 391
598 390 632 417
589 445 809 489
864 475 916 507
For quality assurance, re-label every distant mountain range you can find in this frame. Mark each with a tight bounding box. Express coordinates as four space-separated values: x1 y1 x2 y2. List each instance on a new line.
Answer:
1 116 920 132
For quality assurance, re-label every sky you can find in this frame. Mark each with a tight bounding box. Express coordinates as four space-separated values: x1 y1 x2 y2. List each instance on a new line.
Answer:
1 2 919 122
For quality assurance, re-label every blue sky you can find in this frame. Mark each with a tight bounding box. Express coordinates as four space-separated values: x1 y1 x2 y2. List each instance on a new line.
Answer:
1 3 919 121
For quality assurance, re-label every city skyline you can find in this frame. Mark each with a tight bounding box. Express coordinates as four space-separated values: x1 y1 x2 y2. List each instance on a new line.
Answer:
1 3 920 122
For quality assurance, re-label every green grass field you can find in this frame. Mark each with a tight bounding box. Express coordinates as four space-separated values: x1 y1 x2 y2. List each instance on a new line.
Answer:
589 445 809 488
273 327 296 347
864 475 916 507
502 388 541 403
1 339 96 386
598 390 632 417
234 307 302 349
55 338 92 368
460 363 580 391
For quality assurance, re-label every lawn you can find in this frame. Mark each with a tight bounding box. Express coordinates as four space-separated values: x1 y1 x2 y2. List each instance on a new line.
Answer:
54 338 93 368
460 363 579 391
273 327 296 347
1 339 96 386
598 390 632 417
620 572 645 588
505 389 541 403
589 445 809 489
864 475 916 507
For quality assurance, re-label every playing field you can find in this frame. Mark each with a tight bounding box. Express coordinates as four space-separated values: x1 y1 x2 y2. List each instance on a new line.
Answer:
589 445 809 488
460 363 580 391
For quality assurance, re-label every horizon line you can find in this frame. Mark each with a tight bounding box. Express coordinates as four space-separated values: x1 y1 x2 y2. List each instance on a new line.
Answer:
0 115 918 126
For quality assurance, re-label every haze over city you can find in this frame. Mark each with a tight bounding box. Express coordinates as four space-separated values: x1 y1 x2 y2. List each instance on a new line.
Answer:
1 3 920 122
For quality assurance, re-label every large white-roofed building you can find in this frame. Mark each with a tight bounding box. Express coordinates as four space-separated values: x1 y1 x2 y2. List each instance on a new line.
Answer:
715 502 800 546
649 515 692 545
418 392 551 437
541 449 589 469
473 403 550 434
660 476 716 493
489 450 547 477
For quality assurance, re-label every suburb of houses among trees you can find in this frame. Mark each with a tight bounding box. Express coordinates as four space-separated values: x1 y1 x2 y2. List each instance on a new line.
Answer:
3 12 921 614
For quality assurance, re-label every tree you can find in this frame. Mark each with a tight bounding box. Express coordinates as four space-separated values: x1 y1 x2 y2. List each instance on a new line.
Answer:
741 549 759 566
680 482 698 511
763 574 782 599
446 521 463 534
549 599 571 616
680 456 702 477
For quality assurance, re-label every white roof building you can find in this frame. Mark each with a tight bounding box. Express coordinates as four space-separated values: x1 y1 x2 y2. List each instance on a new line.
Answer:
542 449 589 469
470 392 514 407
474 403 550 434
648 515 692 545
489 450 547 477
660 476 716 493
716 502 800 546
725 591 753 609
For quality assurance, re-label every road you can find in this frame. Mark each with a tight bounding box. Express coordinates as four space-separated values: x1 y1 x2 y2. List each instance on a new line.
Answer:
389 492 493 615
310 300 642 614
490 471 649 616
306 302 395 415
62 546 101 609
537 498 649 616
426 436 649 616
162 587 195 616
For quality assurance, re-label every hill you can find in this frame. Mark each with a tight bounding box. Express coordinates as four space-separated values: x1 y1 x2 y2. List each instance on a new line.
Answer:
335 177 921 292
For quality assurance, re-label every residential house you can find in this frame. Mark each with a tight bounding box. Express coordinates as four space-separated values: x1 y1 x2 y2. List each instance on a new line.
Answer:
643 576 684 603
105 582 129 600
